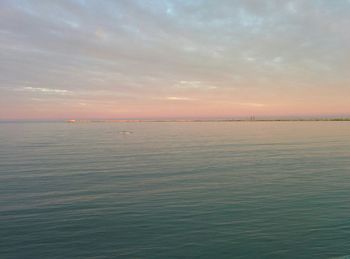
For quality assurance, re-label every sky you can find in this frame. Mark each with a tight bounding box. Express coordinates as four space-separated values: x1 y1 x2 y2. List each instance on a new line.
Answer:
1 0 350 120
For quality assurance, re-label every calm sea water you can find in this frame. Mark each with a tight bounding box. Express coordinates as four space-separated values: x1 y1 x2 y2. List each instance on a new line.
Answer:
1 122 350 258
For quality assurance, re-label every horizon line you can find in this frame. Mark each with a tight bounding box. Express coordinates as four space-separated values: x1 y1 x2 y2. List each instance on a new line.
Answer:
2 116 350 123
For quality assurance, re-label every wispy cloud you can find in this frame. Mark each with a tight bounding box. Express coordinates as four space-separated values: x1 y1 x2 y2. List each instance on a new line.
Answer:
166 96 195 101
20 87 72 95
238 102 265 107
174 81 217 89
178 81 202 87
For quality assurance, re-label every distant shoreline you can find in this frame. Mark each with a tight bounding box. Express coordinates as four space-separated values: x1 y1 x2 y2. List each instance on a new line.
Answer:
65 118 350 123
2 119 350 123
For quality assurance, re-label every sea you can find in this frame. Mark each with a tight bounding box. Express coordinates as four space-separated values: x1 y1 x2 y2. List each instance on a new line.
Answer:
1 121 350 258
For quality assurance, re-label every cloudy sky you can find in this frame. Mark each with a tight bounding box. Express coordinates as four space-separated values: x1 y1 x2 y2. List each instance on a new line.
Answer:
1 0 350 120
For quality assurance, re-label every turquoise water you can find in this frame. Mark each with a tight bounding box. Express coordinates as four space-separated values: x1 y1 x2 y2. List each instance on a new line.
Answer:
1 122 350 258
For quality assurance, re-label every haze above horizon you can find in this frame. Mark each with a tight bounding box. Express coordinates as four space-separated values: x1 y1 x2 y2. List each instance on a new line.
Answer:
1 0 350 120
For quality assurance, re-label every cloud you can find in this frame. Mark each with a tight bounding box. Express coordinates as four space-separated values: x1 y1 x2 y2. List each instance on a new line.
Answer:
166 96 195 101
20 87 72 95
238 102 265 107
174 81 217 89
176 81 202 88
